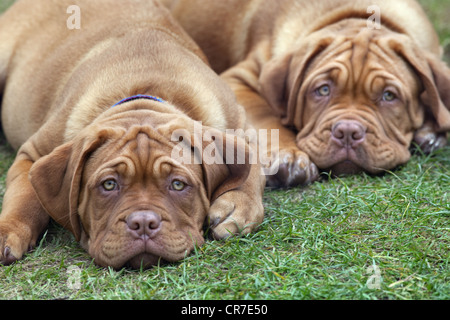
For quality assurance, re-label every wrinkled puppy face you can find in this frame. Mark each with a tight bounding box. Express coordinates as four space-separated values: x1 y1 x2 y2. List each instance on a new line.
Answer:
261 26 450 175
30 123 213 269
30 114 252 269
296 35 422 174
77 128 207 269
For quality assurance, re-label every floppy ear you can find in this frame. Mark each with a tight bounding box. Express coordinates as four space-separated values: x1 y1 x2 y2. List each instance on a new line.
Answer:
200 128 252 202
259 35 334 129
419 53 450 131
29 129 113 240
388 37 450 132
164 117 254 201
172 124 253 202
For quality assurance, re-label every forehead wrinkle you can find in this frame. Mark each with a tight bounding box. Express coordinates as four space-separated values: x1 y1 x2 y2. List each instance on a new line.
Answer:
361 48 410 101
331 36 388 94
151 155 182 179
151 155 201 187
316 39 352 68
337 42 398 98
86 156 136 190
313 43 355 93
350 43 370 85
371 43 418 91
89 136 154 186
130 133 152 173
119 131 168 178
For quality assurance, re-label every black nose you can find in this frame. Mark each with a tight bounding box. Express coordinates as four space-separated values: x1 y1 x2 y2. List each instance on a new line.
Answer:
331 120 366 148
126 211 161 239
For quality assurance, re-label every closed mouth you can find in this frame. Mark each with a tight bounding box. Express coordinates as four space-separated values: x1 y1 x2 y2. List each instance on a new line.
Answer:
126 252 166 269
328 160 363 175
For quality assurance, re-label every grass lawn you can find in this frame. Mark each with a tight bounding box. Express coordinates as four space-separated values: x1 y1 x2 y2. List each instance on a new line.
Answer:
0 0 448 301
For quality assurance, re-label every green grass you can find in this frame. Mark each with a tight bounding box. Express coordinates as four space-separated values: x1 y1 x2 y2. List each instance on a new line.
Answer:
0 0 449 301
0 0 13 14
0 149 448 300
419 0 450 62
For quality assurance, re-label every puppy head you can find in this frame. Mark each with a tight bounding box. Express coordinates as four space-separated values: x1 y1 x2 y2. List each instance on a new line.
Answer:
29 115 251 269
260 23 450 175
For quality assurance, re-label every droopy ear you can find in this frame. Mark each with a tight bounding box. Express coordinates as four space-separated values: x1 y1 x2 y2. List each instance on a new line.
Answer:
259 35 334 129
29 129 113 240
200 128 253 202
387 37 450 131
171 124 253 202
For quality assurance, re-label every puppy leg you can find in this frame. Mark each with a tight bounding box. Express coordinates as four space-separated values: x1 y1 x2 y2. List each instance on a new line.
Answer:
221 63 319 188
0 149 49 265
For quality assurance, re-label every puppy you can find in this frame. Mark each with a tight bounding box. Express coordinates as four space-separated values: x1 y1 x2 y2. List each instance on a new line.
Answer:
163 0 450 187
0 0 264 269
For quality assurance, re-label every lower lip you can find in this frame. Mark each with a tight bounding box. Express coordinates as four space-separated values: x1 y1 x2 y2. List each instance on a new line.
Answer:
329 160 363 175
126 253 163 269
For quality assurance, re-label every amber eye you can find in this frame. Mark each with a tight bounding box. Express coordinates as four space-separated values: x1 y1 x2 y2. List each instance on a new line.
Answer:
316 84 331 97
102 179 118 191
171 180 186 191
382 90 396 102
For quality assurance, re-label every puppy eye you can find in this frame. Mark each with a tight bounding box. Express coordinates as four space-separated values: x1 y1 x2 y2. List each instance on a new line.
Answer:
171 180 186 191
102 179 118 191
316 84 330 97
382 90 396 102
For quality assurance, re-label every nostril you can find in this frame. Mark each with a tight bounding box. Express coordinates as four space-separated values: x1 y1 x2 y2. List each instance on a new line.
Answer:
128 220 141 231
126 211 161 238
148 216 160 230
331 120 366 147
352 130 364 141
333 127 345 139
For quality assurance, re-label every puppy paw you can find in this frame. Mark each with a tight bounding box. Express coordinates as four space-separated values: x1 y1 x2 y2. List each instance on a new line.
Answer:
207 191 264 240
265 148 319 188
0 222 34 265
413 130 447 154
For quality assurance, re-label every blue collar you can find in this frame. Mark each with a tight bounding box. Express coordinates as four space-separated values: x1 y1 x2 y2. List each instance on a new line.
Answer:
111 94 165 108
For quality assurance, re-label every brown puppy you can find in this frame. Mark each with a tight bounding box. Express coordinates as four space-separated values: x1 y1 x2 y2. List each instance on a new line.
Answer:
163 0 450 187
0 0 264 269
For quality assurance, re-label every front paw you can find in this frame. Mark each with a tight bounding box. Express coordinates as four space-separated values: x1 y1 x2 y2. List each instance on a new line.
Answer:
413 130 447 154
265 148 319 188
0 222 34 265
207 191 264 240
